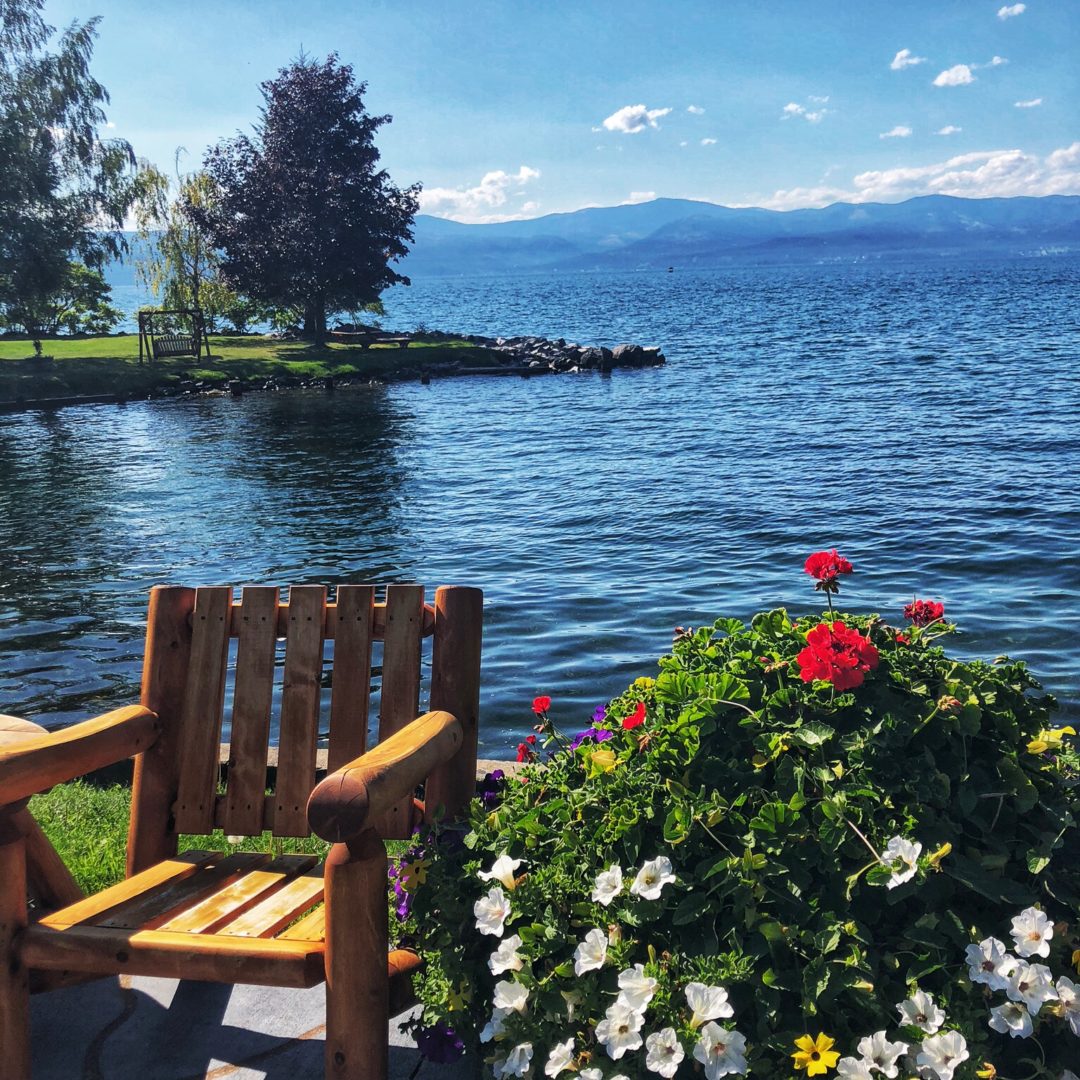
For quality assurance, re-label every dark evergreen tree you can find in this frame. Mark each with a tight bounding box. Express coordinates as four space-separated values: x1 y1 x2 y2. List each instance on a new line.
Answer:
0 0 137 346
193 54 420 344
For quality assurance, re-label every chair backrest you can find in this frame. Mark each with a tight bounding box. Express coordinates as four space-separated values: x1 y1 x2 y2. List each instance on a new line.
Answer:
126 584 482 875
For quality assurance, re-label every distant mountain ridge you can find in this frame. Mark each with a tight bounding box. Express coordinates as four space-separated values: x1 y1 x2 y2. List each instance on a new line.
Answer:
402 194 1080 276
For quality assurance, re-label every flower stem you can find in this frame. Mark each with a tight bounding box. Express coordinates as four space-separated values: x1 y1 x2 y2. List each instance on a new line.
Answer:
842 817 884 863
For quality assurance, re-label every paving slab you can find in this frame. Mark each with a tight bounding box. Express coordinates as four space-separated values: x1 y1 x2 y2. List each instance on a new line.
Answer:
31 976 481 1079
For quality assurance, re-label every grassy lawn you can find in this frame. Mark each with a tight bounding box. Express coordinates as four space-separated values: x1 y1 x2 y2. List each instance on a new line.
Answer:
0 333 504 405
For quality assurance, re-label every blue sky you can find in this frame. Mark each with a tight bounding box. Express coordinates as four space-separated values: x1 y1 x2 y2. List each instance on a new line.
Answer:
43 0 1080 222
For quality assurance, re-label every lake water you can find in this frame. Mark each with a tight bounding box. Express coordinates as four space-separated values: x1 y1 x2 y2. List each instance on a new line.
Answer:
2 257 1078 755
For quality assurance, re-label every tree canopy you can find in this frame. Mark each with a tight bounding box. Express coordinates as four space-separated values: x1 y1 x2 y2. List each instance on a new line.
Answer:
0 0 137 341
193 54 420 344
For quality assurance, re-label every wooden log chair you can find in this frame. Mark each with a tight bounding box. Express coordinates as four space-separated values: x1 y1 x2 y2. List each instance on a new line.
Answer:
0 583 483 1079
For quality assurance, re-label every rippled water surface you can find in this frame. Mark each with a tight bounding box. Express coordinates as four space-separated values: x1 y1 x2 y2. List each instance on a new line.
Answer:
2 258 1078 754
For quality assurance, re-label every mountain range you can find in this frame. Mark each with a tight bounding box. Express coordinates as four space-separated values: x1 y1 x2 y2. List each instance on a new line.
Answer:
104 194 1080 287
403 194 1080 276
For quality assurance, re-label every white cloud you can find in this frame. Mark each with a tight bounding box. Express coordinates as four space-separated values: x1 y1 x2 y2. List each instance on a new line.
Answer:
980 55 1008 67
601 104 671 134
687 105 705 115
679 140 688 147
808 95 830 104
937 125 963 135
418 165 541 223
701 137 717 146
782 100 829 123
934 64 975 86
624 191 656 204
998 3 1025 18
1015 97 1043 108
891 49 927 70
759 142 1080 209
880 125 913 139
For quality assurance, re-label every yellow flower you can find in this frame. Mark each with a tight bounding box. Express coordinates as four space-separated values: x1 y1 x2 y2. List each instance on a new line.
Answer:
633 676 655 690
1072 947 1080 974
399 857 430 893
792 1033 840 1076
586 747 617 776
1026 725 1076 754
927 842 952 869
975 1064 997 1079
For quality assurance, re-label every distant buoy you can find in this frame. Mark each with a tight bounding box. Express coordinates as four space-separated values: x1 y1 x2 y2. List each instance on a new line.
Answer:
667 266 674 273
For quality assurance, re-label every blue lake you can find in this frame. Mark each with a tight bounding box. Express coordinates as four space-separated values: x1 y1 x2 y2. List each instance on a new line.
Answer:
2 257 1078 755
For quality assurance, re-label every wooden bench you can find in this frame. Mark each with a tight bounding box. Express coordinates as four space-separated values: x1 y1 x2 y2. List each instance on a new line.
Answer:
329 331 411 350
151 334 197 358
0 583 482 1080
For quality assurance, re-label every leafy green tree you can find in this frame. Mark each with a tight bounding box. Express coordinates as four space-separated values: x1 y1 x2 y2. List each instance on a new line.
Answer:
0 260 120 337
192 54 419 345
0 0 139 349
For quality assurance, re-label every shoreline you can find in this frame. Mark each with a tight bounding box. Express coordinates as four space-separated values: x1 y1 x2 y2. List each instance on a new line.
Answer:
0 329 665 414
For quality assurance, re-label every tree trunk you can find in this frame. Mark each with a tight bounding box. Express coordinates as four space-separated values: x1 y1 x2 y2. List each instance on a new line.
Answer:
302 300 327 346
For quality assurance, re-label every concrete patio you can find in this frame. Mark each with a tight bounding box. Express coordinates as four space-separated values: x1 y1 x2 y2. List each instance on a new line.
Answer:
31 975 479 1079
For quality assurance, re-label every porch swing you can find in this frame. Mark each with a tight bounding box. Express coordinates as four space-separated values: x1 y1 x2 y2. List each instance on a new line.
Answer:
137 308 212 364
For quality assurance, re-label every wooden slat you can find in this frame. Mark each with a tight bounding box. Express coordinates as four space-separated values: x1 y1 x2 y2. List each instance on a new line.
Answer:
425 586 484 824
129 586 196 875
218 864 324 938
222 587 280 836
376 585 424 838
20 924 326 988
94 853 268 931
226 601 435 639
174 588 233 834
278 904 325 942
327 585 374 772
273 586 327 836
159 854 317 935
39 851 218 929
0 833 30 1078
15 808 84 914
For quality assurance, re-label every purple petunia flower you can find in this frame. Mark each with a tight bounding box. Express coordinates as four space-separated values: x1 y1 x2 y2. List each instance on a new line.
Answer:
478 769 506 808
415 1021 465 1063
569 725 614 751
592 704 607 723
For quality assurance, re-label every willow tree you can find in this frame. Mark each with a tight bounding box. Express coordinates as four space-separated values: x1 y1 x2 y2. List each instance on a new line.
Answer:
192 54 419 345
0 0 137 345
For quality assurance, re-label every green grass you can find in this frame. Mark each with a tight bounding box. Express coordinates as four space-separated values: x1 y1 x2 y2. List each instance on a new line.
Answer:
0 333 504 404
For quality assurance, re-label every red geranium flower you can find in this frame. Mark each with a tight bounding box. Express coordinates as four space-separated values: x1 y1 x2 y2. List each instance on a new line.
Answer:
903 599 944 627
622 701 646 729
796 621 879 691
532 695 552 715
516 733 538 763
803 549 854 583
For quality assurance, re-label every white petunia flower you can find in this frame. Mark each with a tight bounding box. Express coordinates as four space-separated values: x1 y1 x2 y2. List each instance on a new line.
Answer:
480 1007 510 1044
492 979 529 1013
489 934 525 975
915 1031 969 1080
857 1030 908 1077
474 886 511 937
479 853 523 890
494 1042 533 1079
881 836 922 889
1010 906 1053 958
897 989 945 1034
1062 1072 1080 1080
595 1002 645 1059
1006 960 1058 1015
685 982 734 1028
592 864 624 906
630 855 677 900
579 1071 603 1080
544 1037 575 1077
616 963 658 1012
965 937 1015 991
573 927 608 975
692 1022 748 1078
988 1000 1034 1039
1057 975 1080 1036
560 989 581 1022
836 1058 874 1080
645 1027 685 1077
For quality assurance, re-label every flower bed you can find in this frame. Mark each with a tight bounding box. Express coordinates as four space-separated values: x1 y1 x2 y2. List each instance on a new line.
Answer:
400 553 1079 1079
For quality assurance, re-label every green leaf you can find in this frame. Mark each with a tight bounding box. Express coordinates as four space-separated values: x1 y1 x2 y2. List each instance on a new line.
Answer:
750 802 792 834
1027 852 1050 875
672 891 713 926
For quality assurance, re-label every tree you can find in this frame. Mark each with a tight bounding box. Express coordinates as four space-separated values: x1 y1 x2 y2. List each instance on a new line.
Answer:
193 54 419 345
134 160 243 331
0 0 139 349
0 260 120 337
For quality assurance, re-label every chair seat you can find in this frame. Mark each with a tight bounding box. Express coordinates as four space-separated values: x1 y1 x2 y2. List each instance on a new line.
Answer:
22 850 329 988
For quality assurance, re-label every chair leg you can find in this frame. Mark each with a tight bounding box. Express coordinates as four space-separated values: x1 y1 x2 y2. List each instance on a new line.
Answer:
0 830 30 1079
324 830 389 1080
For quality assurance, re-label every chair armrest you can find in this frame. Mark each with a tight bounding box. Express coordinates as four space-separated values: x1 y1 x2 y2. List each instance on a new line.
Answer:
0 705 160 807
308 710 462 842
